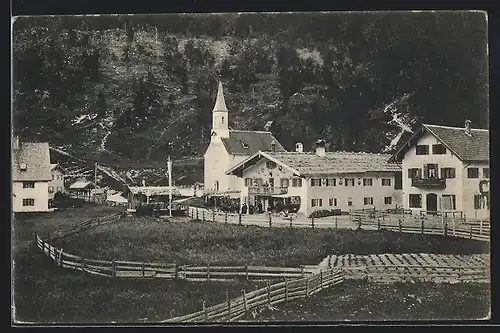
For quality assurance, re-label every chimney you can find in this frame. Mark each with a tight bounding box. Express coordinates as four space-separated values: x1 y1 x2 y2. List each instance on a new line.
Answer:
465 119 472 136
295 142 304 153
315 139 326 157
12 136 20 150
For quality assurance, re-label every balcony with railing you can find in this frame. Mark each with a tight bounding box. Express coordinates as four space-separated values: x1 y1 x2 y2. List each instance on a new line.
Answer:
411 177 446 189
248 186 288 196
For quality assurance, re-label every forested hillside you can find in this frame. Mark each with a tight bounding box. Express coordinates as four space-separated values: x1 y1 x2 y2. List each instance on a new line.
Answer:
12 12 488 168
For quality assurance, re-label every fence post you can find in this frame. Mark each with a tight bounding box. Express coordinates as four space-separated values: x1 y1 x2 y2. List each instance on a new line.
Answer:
452 213 456 236
335 216 338 230
226 291 231 322
421 219 425 235
266 281 271 305
59 248 64 266
289 215 293 228
268 213 272 228
207 264 210 282
196 208 199 220
238 213 242 226
480 220 483 236
285 278 289 301
398 219 402 233
174 263 179 279
170 309 174 319
300 265 305 277
142 262 145 277
377 218 380 231
310 216 314 229
305 276 310 297
224 212 228 224
470 225 473 239
320 270 324 290
212 211 215 222
82 257 86 272
245 264 249 280
443 221 448 237
203 300 208 321
191 209 194 219
242 289 248 312
328 255 332 269
358 218 362 230
202 210 205 222
112 260 116 278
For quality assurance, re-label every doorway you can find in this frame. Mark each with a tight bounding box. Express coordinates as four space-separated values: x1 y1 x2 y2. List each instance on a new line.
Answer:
426 193 438 213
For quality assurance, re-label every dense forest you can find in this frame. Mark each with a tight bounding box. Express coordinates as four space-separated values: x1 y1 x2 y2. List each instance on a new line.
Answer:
12 12 488 167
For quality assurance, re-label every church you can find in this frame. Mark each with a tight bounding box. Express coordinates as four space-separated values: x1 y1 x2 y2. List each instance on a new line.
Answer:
203 81 285 198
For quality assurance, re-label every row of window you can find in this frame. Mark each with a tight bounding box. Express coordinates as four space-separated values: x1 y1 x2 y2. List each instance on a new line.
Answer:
310 178 392 187
408 193 487 210
415 144 447 155
244 177 303 187
22 198 35 206
311 196 393 207
408 166 489 179
52 174 63 180
48 186 64 193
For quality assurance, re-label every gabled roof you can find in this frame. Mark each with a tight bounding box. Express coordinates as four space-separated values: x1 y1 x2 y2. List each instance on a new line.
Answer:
50 163 66 173
69 180 95 190
220 130 286 155
227 150 401 177
128 186 179 196
389 123 490 162
12 142 52 182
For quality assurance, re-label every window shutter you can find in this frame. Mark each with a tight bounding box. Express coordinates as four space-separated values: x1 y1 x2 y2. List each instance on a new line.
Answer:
423 165 428 178
451 168 456 178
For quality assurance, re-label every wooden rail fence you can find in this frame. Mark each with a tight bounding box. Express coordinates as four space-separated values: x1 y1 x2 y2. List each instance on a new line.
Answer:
45 213 123 241
36 234 317 281
162 267 344 323
187 207 490 242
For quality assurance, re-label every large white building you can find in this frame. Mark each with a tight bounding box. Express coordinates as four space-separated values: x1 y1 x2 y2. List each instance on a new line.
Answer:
12 137 52 213
388 121 490 219
203 81 285 197
227 140 403 217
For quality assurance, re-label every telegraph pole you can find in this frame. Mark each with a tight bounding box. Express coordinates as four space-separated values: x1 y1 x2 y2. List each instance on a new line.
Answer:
168 156 173 217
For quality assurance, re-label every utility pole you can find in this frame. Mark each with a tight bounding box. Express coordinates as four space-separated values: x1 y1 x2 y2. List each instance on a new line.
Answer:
168 156 173 217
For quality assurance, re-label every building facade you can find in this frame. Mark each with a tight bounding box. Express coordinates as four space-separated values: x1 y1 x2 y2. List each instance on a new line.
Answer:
227 142 403 216
49 163 66 199
203 81 285 197
12 137 52 213
389 122 490 219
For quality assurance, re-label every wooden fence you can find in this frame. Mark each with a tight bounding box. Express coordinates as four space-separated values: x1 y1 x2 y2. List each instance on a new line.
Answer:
162 267 344 323
187 207 490 242
36 234 317 281
45 213 123 241
342 265 490 283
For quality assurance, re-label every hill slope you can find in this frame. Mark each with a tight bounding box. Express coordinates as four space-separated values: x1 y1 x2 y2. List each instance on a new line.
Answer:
12 13 488 177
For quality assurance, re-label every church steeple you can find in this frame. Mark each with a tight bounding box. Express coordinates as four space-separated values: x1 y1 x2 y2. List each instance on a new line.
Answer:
212 81 229 138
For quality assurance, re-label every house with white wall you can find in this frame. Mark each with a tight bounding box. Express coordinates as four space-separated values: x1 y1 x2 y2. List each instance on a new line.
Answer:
49 163 66 199
204 81 285 198
12 137 52 213
227 140 403 217
388 121 490 219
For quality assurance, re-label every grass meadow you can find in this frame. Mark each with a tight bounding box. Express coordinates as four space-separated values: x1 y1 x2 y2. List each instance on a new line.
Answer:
48 216 488 267
12 208 490 323
241 280 491 322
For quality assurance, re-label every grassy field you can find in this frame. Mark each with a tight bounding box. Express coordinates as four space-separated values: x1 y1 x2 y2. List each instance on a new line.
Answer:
240 281 491 322
13 250 263 324
12 203 123 254
48 216 488 267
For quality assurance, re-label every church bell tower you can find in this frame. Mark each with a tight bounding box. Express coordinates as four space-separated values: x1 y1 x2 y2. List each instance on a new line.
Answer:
211 81 229 138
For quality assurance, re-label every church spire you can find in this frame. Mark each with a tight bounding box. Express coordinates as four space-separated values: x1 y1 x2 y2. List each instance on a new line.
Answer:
213 81 228 112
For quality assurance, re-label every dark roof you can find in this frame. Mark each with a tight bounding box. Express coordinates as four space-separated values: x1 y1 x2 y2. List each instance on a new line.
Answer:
12 142 52 181
227 151 401 177
389 124 490 162
221 130 286 155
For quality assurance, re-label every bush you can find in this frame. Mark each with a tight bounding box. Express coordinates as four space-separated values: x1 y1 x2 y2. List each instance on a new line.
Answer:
52 192 85 208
